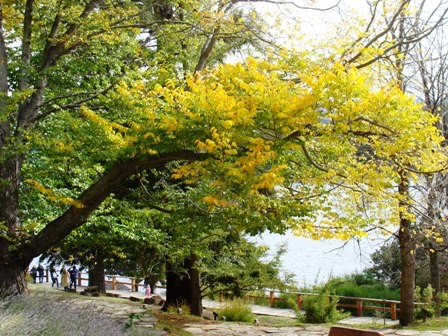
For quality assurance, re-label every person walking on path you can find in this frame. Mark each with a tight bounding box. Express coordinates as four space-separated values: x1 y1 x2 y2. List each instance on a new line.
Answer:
68 266 78 290
60 267 69 291
30 265 37 283
37 264 45 283
50 267 59 288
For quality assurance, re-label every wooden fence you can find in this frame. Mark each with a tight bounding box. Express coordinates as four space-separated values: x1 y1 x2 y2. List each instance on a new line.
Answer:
76 272 165 292
243 290 420 321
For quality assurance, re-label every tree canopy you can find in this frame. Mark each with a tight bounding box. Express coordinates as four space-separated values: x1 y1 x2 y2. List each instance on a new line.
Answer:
1 3 447 324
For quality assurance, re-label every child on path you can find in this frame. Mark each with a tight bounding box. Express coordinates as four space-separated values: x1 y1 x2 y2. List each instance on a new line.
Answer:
144 272 152 298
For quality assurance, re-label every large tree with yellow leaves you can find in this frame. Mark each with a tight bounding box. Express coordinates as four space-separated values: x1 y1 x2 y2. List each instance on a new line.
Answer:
1 1 446 326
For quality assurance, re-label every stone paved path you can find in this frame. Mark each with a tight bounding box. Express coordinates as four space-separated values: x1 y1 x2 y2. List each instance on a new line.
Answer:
182 323 448 336
71 296 448 336
61 297 167 335
29 283 448 336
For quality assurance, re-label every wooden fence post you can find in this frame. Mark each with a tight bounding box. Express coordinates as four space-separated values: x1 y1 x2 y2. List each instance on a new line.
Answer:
77 272 82 287
112 275 116 290
297 294 303 310
391 302 397 320
356 298 363 317
130 278 135 292
269 291 275 307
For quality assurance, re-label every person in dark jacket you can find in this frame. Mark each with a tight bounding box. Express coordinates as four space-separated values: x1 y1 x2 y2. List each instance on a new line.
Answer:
68 266 78 290
30 265 37 283
50 267 59 288
37 264 44 283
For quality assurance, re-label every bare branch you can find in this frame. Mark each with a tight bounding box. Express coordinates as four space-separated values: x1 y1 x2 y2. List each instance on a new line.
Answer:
240 0 342 11
343 0 411 66
28 82 116 125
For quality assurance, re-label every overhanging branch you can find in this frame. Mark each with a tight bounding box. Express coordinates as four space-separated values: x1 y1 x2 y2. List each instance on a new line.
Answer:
21 150 209 259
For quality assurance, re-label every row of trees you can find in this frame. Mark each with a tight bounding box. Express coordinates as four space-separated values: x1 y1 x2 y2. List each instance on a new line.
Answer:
1 0 447 326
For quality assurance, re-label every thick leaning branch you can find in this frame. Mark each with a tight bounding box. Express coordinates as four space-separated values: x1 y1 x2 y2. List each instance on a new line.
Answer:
20 151 209 261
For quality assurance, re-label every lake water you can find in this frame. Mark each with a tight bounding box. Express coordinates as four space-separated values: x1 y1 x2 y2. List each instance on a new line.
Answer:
252 231 386 287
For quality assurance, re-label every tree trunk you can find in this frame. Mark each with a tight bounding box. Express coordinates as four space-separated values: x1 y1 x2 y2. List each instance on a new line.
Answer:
429 245 441 316
0 261 30 297
88 252 106 293
399 220 415 326
398 175 415 326
163 255 203 316
0 154 27 297
164 261 188 308
184 254 202 316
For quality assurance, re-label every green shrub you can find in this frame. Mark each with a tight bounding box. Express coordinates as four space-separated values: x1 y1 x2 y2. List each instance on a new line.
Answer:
437 291 448 315
329 275 400 301
218 299 254 322
275 293 298 310
300 285 349 323
414 285 435 320
323 274 400 317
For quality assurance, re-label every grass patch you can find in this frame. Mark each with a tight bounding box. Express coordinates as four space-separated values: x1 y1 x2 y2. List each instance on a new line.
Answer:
256 315 302 327
408 317 448 330
152 310 205 336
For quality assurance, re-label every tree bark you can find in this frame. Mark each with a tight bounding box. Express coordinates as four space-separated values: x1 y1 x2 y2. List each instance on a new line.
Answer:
164 261 187 308
398 174 415 326
185 254 203 316
163 255 203 316
88 252 106 293
429 245 441 316
0 260 30 297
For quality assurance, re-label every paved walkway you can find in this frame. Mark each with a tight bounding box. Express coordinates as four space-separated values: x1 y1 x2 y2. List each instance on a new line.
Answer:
29 282 448 336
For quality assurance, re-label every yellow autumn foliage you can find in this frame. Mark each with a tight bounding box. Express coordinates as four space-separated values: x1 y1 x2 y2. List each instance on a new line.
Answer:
24 179 84 209
157 57 446 239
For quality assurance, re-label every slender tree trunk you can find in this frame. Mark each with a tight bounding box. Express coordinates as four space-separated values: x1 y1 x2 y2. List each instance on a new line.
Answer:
429 248 441 293
429 245 441 316
398 174 415 326
88 251 106 293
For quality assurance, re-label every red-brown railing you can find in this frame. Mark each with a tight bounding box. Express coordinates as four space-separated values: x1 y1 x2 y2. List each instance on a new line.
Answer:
243 290 417 320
